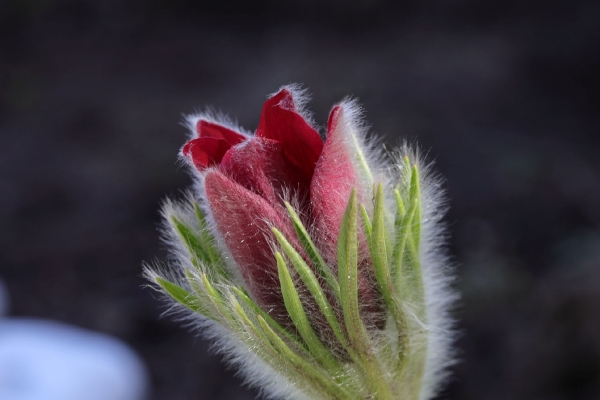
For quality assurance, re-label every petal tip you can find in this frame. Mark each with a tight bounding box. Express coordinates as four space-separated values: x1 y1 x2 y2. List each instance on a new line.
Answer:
327 105 343 134
196 119 246 147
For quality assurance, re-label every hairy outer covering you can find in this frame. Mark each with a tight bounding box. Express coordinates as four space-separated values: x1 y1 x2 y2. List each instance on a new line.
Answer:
146 85 456 400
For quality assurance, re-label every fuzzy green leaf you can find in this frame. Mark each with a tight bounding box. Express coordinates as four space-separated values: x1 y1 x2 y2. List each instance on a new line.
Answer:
183 270 219 320
394 188 406 219
391 189 405 281
359 204 372 240
155 277 211 317
276 252 339 370
171 212 229 280
409 165 421 249
230 298 329 396
256 316 354 400
232 299 351 399
230 299 282 357
231 286 303 347
394 197 419 293
192 202 221 265
337 189 367 351
199 273 238 327
272 228 348 349
171 217 209 265
283 202 340 300
397 197 416 266
339 189 394 399
371 185 399 313
371 184 409 366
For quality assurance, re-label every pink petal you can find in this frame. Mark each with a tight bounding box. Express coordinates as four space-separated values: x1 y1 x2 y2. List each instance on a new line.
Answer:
204 170 295 320
257 89 323 189
311 105 381 321
182 137 232 170
196 119 246 147
219 137 286 207
310 105 357 262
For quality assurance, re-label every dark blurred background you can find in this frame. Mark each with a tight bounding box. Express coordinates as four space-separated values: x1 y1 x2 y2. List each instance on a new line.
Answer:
1 0 599 399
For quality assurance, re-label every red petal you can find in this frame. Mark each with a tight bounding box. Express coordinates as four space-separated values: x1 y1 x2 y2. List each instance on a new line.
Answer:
219 138 285 206
310 105 357 261
182 137 231 170
204 170 295 320
257 89 323 187
219 136 314 209
196 120 246 147
312 105 383 324
327 104 341 133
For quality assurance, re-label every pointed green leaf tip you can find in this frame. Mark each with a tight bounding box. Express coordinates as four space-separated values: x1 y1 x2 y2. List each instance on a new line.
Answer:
171 216 205 264
155 277 209 316
170 208 229 280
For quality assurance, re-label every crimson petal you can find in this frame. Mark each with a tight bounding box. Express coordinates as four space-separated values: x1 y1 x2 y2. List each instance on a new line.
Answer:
196 119 246 147
257 89 323 187
219 137 286 206
310 105 357 261
204 170 295 320
311 105 382 321
182 137 231 171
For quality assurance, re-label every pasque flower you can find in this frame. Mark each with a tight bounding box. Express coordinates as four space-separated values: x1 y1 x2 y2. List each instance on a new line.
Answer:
146 85 455 400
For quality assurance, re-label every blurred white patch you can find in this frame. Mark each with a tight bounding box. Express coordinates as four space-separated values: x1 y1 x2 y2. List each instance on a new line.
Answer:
0 318 148 400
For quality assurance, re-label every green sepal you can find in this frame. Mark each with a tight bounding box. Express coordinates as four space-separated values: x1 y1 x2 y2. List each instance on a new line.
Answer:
394 188 406 219
155 277 211 317
276 251 339 370
409 165 421 249
283 202 340 300
339 189 394 399
192 202 222 266
171 210 229 280
359 204 372 240
272 228 348 350
231 299 347 399
170 216 208 265
370 184 408 359
230 299 282 358
231 286 303 348
337 189 366 350
394 197 418 290
256 316 354 400
198 272 239 328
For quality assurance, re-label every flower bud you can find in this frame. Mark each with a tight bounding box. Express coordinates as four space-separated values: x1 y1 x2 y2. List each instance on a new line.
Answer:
146 85 455 400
